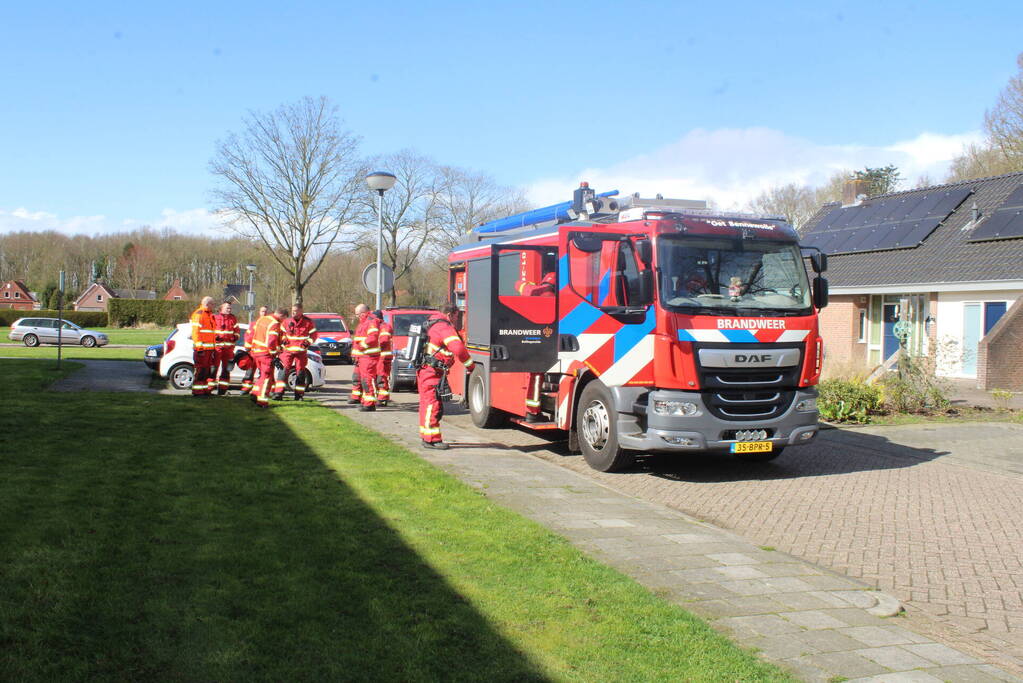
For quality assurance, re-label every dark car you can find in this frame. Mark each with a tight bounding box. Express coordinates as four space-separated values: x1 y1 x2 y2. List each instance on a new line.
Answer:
143 343 163 371
380 307 436 390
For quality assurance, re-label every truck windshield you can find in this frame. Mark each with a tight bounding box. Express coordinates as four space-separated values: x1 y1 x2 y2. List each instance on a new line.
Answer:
658 236 811 315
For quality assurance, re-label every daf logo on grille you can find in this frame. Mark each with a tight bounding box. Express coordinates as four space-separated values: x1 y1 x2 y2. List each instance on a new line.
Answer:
735 354 771 363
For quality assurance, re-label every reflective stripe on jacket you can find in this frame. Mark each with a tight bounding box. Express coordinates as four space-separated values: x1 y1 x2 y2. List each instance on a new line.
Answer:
190 307 217 351
353 313 382 357
213 313 240 348
282 316 318 354
424 314 472 370
250 315 281 355
378 320 394 358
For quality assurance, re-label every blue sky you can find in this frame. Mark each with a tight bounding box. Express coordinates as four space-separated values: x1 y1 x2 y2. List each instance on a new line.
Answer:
2 0 1021 235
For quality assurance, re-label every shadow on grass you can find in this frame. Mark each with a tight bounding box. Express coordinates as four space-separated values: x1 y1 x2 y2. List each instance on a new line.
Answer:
0 384 548 680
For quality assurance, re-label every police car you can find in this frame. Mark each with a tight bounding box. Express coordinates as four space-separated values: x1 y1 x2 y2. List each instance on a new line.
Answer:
158 322 327 392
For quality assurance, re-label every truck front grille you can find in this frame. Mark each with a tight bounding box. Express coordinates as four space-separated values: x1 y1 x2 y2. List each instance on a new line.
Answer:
693 342 804 422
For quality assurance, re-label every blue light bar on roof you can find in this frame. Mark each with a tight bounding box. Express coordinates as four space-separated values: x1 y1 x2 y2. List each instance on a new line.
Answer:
475 190 619 234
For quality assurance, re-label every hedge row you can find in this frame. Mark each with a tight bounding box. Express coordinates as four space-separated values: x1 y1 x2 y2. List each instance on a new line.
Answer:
0 309 108 327
108 299 196 327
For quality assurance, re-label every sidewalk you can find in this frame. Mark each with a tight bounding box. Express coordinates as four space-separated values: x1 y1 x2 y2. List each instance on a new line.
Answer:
316 386 1018 683
945 377 1023 410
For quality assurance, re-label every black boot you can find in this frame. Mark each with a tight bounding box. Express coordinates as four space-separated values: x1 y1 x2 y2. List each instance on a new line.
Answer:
525 412 541 423
422 440 449 450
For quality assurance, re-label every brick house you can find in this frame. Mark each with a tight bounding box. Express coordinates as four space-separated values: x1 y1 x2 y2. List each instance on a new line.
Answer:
162 279 187 300
0 280 38 310
802 172 1023 389
74 282 157 311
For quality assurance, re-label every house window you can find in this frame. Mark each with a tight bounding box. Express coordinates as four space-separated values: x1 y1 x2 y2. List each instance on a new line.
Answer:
857 308 867 342
3 291 8 298
173 295 181 300
14 291 20 298
97 294 103 302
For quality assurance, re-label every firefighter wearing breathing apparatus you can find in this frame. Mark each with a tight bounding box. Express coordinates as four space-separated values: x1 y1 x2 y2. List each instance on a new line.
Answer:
416 305 473 450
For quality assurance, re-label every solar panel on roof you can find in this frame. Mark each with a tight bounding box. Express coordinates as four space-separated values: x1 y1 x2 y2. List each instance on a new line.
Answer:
896 219 944 248
801 186 972 255
826 229 862 253
842 226 882 252
926 188 974 221
885 194 926 222
968 183 1023 242
848 201 887 228
872 222 916 251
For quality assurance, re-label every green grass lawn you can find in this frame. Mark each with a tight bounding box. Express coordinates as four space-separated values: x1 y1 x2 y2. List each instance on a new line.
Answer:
0 346 145 361
90 327 174 346
0 360 790 681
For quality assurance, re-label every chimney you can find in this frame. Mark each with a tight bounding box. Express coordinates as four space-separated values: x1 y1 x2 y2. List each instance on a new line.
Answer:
842 179 870 207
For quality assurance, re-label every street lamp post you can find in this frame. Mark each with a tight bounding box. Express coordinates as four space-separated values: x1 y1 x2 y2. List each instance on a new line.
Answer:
365 171 397 310
245 264 257 324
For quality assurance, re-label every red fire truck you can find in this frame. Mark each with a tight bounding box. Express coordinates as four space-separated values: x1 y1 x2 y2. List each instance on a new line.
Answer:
445 184 829 472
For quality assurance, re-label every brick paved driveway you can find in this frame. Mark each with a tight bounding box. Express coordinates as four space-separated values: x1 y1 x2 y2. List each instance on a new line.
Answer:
435 405 1023 675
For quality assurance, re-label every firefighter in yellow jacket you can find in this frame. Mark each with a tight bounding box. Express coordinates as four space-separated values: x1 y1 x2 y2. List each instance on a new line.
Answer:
189 296 217 396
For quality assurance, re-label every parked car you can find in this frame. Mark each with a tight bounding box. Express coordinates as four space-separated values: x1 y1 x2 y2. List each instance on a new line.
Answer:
158 323 326 392
8 317 109 347
305 312 352 364
378 307 437 391
143 343 163 370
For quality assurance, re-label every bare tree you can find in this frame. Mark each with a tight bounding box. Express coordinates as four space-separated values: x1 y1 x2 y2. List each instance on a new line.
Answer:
946 142 1017 182
358 150 447 305
209 96 364 305
746 183 818 233
434 167 531 253
985 53 1023 164
119 241 158 292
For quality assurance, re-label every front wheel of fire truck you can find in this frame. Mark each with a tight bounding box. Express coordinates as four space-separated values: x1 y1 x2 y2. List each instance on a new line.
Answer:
468 369 505 428
577 381 635 473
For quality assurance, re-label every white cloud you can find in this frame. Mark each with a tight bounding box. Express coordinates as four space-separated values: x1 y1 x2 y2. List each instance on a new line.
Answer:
526 127 985 210
0 206 227 236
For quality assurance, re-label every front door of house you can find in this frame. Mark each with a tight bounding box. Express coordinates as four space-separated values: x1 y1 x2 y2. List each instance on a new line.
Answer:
882 303 900 361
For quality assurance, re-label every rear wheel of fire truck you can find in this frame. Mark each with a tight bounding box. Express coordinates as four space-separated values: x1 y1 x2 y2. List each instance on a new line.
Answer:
468 369 505 428
577 381 635 472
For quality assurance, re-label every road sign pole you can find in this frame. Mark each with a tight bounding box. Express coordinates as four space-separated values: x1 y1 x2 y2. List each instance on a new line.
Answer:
57 270 65 369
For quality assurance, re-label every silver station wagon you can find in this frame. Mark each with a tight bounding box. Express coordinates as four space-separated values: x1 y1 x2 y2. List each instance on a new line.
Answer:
8 318 109 347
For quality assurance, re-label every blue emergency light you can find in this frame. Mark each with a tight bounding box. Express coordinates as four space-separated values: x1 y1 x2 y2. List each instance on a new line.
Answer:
475 189 619 234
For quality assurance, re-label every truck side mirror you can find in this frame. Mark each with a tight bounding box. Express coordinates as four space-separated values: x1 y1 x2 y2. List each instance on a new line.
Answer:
635 238 652 266
813 276 829 309
638 269 654 305
810 252 827 273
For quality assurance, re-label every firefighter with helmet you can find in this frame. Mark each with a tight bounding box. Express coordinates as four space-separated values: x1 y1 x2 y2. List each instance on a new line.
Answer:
374 310 394 407
189 296 217 397
249 307 285 408
212 301 240 395
274 303 318 401
418 304 473 449
351 304 382 411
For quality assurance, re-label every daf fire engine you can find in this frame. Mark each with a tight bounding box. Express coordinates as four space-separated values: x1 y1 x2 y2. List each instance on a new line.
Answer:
444 183 829 472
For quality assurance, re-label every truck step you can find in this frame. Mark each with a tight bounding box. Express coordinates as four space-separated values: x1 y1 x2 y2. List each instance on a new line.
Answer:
510 417 562 430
